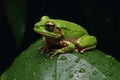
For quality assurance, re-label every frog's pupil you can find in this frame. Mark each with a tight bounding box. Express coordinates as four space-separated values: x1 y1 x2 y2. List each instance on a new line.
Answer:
45 21 55 32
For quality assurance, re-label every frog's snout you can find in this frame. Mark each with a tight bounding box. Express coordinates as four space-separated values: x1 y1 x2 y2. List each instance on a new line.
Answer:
34 24 40 28
33 25 40 32
35 26 40 28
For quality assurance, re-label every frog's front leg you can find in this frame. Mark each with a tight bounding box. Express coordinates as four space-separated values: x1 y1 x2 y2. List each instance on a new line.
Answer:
38 37 50 52
76 35 97 53
50 41 75 58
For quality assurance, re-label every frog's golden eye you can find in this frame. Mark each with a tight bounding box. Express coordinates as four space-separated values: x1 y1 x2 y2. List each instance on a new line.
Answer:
45 21 55 32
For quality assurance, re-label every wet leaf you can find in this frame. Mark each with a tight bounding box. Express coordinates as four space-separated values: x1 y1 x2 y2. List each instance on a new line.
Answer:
1 39 120 80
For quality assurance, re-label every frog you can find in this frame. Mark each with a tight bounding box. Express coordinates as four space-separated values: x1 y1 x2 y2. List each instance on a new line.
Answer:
34 16 97 58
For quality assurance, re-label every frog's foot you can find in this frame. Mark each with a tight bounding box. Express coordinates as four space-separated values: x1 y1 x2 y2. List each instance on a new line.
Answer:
80 45 96 53
50 41 75 59
38 45 49 53
50 49 64 59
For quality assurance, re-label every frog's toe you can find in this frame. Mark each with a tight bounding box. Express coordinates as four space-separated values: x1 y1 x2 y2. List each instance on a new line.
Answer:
50 49 65 59
80 49 85 53
38 45 51 53
80 45 96 53
50 51 57 59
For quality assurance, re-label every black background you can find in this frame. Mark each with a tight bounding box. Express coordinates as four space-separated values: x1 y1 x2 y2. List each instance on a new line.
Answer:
0 0 120 75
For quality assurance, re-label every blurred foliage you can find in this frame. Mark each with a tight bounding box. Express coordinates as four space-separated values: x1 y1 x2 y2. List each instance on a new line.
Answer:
4 0 27 46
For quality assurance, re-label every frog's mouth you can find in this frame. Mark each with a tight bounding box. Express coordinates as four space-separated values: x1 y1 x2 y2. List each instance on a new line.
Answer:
34 25 62 38
34 29 61 38
37 31 61 38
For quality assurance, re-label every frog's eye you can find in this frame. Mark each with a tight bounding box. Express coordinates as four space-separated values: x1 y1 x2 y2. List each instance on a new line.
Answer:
45 21 55 32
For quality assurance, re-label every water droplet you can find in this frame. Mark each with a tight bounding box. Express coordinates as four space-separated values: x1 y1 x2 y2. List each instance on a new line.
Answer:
92 71 97 75
106 55 112 58
79 68 85 73
45 58 48 62
45 62 47 65
106 63 113 67
46 66 50 69
109 62 113 66
39 76 42 80
105 63 109 66
59 56 67 60
75 57 80 63
69 73 73 78
106 71 113 77
40 51 43 54
111 57 115 60
32 72 36 76
30 55 33 58
84 53 88 56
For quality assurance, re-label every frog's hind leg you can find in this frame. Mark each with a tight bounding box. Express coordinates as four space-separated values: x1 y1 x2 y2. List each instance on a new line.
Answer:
76 35 97 53
80 45 96 53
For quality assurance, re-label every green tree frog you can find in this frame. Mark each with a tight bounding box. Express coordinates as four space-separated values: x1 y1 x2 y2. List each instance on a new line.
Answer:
34 16 97 58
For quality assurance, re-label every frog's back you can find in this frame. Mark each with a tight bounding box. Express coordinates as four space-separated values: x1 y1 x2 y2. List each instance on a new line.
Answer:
52 19 88 38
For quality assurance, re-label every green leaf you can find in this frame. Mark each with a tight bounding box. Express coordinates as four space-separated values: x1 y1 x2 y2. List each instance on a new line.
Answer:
4 0 27 46
1 39 120 80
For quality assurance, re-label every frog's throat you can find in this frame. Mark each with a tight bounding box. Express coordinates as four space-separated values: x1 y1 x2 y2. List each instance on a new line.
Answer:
38 32 61 38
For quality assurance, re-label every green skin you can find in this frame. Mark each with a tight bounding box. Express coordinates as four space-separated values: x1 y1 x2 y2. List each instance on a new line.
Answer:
34 16 97 58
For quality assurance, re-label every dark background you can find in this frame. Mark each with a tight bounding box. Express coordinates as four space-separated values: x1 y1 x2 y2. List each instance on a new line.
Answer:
0 0 120 75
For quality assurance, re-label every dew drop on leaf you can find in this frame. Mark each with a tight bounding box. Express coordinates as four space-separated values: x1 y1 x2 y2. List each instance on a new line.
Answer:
109 62 113 66
75 57 80 63
84 53 88 56
68 73 74 78
44 58 48 62
106 71 113 77
79 68 86 73
32 72 36 76
92 71 97 75
45 62 47 65
59 56 67 60
46 66 50 69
